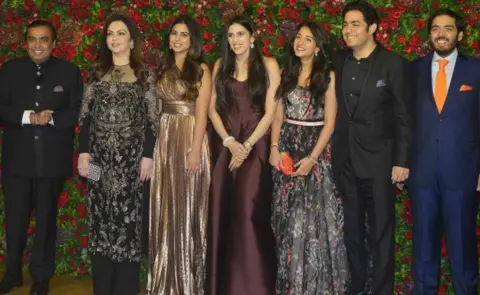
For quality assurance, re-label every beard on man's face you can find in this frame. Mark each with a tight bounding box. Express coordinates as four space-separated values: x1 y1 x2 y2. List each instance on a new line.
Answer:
430 35 459 57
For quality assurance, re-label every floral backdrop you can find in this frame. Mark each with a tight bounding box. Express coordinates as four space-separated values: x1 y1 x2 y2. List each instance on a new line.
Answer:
0 0 479 294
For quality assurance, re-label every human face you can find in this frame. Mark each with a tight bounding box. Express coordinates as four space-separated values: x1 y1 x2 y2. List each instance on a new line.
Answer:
26 26 55 64
227 23 254 56
106 21 132 56
294 26 319 59
169 23 191 55
430 15 463 57
342 10 376 50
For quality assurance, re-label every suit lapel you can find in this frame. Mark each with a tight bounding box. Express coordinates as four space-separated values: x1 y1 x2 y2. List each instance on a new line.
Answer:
422 53 437 111
340 54 352 118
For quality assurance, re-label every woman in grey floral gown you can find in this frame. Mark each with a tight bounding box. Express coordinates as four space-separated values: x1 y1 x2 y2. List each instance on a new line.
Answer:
77 14 157 295
270 22 349 295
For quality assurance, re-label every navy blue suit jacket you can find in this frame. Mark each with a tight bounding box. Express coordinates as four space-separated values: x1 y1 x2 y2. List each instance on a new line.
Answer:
410 52 480 189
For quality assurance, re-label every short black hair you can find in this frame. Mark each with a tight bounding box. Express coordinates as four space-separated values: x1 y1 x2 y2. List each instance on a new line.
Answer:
428 8 465 33
342 0 380 33
25 20 57 41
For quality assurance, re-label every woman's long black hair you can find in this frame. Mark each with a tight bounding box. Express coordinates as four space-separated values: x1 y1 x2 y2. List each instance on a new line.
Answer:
215 15 268 114
276 22 333 112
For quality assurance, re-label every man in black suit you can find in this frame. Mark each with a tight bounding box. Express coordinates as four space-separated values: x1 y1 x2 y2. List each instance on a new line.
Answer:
331 1 412 294
0 20 83 295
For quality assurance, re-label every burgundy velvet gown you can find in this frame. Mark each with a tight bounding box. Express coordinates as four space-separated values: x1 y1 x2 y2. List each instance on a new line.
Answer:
207 78 276 295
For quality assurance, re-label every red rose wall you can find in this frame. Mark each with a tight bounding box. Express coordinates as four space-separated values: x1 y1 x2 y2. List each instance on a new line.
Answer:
0 0 480 294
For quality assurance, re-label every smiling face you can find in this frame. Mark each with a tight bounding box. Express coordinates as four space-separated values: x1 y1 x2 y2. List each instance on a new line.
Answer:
26 26 55 64
169 23 191 55
342 10 376 50
227 23 255 56
430 15 463 57
106 20 132 56
293 26 319 59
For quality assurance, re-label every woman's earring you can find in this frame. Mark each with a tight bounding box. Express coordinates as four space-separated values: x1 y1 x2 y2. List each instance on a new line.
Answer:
315 52 318 57
250 43 254 49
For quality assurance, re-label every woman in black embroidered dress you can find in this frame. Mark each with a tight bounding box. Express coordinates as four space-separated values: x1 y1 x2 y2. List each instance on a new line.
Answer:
77 14 157 295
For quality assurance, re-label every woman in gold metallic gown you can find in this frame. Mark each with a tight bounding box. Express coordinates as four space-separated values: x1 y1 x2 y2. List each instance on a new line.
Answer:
147 15 212 295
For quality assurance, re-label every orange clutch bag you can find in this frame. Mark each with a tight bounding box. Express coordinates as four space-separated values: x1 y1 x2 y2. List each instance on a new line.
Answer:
280 152 294 176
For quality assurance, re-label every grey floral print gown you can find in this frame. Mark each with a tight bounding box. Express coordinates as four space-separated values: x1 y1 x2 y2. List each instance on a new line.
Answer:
272 87 349 295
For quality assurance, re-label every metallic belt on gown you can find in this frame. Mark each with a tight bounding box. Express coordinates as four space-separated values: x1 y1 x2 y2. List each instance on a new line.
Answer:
162 100 195 115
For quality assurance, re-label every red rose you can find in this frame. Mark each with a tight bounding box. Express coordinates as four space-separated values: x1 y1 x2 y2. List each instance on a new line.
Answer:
153 0 162 8
76 203 87 218
179 3 187 15
27 225 36 235
79 263 87 274
395 284 402 293
438 284 447 295
51 15 60 28
0 255 5 263
204 31 213 40
97 9 105 19
397 36 406 44
432 2 440 9
404 232 412 239
414 19 426 30
57 191 69 208
81 236 88 248
153 19 162 32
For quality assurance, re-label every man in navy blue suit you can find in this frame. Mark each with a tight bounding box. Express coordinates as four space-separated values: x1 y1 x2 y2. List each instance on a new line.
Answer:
410 8 480 295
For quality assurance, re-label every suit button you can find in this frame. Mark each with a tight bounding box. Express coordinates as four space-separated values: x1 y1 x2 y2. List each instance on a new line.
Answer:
439 115 443 121
35 102 39 107
34 136 39 140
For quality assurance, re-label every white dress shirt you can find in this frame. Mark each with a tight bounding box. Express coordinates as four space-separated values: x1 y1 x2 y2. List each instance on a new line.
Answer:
431 48 458 93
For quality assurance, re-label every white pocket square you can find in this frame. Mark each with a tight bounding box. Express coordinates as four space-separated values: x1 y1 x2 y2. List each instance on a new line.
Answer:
376 80 386 87
53 85 64 92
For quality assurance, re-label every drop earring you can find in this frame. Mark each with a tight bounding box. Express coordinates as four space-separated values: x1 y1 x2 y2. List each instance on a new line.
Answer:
250 43 254 49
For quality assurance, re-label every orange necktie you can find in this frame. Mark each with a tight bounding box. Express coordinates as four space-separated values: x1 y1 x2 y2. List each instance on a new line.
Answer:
434 59 449 113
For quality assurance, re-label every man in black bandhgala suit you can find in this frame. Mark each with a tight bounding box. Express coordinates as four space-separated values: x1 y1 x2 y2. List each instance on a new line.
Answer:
331 1 413 294
0 20 83 295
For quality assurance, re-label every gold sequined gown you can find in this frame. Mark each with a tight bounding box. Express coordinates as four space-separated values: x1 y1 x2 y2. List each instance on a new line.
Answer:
147 69 210 295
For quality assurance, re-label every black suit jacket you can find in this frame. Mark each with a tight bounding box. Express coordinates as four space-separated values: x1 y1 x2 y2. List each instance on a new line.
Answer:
0 56 83 178
331 46 413 180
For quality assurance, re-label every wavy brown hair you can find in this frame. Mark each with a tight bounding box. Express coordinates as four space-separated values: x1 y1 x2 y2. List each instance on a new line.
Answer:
158 15 204 102
87 14 149 86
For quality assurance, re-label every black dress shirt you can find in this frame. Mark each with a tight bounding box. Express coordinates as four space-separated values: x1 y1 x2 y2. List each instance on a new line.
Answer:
0 56 83 177
343 45 380 114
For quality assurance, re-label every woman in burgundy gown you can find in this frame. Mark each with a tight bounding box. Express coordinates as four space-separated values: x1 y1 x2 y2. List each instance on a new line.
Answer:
207 15 281 295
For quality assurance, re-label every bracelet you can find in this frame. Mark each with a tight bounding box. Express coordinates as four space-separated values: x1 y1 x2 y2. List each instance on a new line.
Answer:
307 155 318 165
223 136 235 147
244 140 253 151
270 144 278 149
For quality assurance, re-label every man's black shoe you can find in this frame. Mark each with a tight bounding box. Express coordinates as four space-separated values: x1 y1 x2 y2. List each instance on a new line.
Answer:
29 280 49 295
0 273 23 294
